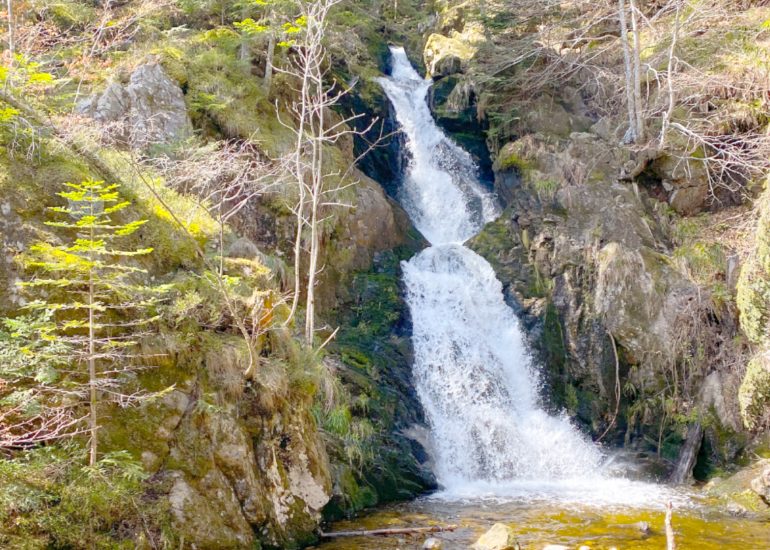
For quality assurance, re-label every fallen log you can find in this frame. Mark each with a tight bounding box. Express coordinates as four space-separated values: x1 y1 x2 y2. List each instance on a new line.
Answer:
665 501 676 550
320 524 458 538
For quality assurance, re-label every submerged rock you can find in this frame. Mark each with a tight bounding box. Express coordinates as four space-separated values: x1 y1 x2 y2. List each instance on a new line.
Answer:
423 536 443 549
472 523 518 550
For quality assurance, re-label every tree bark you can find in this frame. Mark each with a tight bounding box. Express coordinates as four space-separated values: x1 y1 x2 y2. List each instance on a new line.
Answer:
88 216 97 466
304 69 324 345
618 0 637 142
5 0 13 61
659 0 682 148
264 31 275 91
629 0 645 140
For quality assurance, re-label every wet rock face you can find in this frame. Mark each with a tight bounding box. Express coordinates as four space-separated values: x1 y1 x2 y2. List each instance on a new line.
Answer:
595 243 688 363
321 176 425 312
470 111 743 447
77 62 192 149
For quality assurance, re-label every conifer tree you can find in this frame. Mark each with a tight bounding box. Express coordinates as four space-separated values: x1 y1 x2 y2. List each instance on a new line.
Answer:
18 179 163 465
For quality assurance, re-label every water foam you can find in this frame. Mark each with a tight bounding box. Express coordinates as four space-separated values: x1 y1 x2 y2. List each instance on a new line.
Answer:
378 47 683 506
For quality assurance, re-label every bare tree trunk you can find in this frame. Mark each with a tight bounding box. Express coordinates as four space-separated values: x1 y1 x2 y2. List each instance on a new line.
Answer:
630 0 645 141
264 31 275 91
239 4 249 62
304 97 323 344
285 30 312 327
277 0 375 344
88 219 97 467
660 0 682 148
5 0 13 62
618 0 637 141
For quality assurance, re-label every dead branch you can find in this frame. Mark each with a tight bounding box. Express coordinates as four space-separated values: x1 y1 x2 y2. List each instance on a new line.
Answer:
665 501 676 550
321 525 458 538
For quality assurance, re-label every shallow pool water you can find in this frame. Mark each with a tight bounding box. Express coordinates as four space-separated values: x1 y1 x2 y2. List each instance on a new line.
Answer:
317 494 770 549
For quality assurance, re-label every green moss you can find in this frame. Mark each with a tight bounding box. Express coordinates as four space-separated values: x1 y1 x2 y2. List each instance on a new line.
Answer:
0 444 174 549
532 178 560 199
542 301 567 372
495 149 533 172
180 35 296 154
739 354 770 430
564 384 579 415
322 247 434 515
334 467 378 513
673 241 726 285
151 45 189 87
43 0 96 30
738 188 770 343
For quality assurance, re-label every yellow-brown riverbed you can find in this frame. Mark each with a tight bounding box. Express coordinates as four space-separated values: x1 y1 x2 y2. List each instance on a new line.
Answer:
317 497 770 549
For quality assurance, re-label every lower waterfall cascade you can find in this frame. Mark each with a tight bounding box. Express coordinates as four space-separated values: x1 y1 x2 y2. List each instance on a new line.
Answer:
376 47 687 507
377 46 604 490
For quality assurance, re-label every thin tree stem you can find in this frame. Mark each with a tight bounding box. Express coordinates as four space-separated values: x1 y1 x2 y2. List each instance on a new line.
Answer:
630 0 645 140
88 211 97 466
619 0 637 141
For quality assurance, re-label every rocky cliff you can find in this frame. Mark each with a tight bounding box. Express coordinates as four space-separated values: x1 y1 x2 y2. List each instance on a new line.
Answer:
421 0 770 482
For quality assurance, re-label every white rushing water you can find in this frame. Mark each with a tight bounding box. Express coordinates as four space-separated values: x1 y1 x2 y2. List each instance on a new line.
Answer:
376 47 605 493
377 48 695 509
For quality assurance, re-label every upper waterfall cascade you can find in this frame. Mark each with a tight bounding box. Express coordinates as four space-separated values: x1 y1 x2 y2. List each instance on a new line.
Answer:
377 47 604 491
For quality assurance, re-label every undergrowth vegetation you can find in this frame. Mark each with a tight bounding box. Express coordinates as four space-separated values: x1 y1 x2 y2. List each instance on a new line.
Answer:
0 0 433 545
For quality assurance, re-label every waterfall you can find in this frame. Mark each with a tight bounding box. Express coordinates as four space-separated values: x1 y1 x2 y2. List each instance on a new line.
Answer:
377 47 603 492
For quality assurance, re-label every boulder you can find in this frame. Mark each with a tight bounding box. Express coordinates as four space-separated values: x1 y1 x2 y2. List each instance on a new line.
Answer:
595 242 691 363
472 523 518 550
85 81 130 124
705 459 770 517
750 465 770 505
227 237 261 260
423 33 475 78
127 63 192 148
650 151 710 215
167 469 255 549
78 62 192 150
700 371 742 431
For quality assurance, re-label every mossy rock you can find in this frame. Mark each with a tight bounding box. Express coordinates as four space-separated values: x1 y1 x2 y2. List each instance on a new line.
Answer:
739 354 770 430
423 33 476 78
494 141 534 172
738 186 770 344
705 459 770 518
